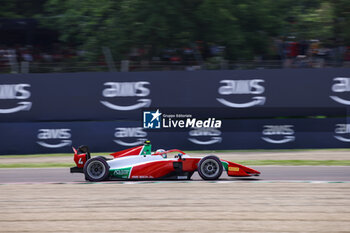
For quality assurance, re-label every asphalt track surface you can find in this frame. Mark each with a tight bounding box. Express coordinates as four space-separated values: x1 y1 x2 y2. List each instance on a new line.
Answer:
0 166 349 183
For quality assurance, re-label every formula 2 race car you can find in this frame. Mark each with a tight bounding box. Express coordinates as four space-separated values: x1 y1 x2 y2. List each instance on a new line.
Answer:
70 141 260 182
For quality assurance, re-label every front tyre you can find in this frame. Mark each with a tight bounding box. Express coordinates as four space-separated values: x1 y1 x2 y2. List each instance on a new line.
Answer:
84 156 110 182
198 155 223 180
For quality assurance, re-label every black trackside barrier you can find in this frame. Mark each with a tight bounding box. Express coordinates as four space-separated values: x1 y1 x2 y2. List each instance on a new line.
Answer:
1 68 350 154
0 68 350 122
0 117 349 155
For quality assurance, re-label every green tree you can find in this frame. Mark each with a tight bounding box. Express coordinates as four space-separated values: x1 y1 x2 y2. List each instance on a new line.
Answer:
118 0 200 57
39 0 350 61
40 0 120 59
332 0 350 46
0 0 47 18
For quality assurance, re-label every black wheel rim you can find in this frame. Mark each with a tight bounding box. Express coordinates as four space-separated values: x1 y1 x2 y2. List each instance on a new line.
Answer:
87 161 105 179
200 159 219 178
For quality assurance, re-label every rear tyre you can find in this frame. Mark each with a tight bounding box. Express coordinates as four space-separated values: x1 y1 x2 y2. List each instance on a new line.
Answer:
198 155 223 180
84 156 110 182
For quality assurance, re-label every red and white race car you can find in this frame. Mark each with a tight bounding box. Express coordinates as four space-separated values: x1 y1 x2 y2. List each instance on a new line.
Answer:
70 141 260 182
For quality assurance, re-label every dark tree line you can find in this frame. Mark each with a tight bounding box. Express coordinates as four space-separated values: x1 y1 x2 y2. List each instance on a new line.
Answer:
1 0 350 61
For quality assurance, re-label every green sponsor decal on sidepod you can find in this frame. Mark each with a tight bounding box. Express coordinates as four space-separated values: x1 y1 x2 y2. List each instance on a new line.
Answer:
110 167 132 179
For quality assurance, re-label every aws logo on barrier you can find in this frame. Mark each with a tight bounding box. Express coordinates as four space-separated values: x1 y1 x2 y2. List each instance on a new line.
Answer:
101 82 151 111
0 84 32 114
217 79 265 108
114 127 147 146
330 77 350 105
262 125 295 144
334 124 350 142
37 129 72 148
188 128 222 145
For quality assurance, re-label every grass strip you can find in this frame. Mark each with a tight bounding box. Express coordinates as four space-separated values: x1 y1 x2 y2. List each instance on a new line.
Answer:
0 163 74 168
1 148 350 158
187 148 350 153
0 154 72 158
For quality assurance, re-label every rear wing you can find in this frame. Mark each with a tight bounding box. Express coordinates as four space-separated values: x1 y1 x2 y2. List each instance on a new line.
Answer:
71 146 90 173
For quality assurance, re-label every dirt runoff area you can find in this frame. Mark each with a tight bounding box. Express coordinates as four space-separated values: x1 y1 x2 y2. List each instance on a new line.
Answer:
0 182 349 232
1 149 350 165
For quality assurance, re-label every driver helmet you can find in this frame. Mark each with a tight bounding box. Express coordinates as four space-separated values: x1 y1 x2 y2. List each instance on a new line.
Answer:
156 149 167 158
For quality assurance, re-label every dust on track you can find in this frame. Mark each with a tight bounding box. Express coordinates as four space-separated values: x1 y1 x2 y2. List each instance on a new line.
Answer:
0 182 349 232
1 150 349 232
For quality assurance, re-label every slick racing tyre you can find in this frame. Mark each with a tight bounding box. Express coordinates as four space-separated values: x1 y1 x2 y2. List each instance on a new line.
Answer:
84 156 110 182
198 155 223 180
